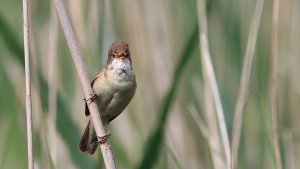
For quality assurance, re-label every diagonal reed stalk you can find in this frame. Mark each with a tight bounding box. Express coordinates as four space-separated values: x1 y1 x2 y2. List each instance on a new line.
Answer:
190 78 227 169
231 0 264 168
23 0 34 168
51 0 116 168
188 104 209 140
196 0 231 168
270 0 282 168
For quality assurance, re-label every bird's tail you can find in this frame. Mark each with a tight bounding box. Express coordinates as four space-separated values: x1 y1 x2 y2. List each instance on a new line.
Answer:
79 120 98 154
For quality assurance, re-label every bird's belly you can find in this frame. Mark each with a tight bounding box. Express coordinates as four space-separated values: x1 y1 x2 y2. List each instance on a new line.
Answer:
101 91 133 122
93 65 136 123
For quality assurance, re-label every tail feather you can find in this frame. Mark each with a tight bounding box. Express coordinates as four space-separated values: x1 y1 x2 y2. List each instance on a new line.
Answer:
79 120 98 154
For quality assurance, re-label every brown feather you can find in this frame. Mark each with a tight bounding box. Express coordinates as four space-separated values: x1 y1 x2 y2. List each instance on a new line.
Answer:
84 102 90 116
79 120 98 154
85 72 101 116
80 40 135 155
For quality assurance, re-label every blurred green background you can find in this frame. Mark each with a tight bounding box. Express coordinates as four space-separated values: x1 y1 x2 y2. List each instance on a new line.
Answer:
0 0 299 168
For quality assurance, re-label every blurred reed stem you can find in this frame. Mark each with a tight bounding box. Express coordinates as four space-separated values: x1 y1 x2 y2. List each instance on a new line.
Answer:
47 6 59 167
136 25 198 169
189 103 225 168
23 0 34 168
196 0 231 168
165 135 185 169
0 12 97 169
270 0 283 168
191 77 227 169
231 0 264 168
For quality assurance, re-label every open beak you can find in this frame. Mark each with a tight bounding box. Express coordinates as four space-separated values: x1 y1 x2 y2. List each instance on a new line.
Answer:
118 52 126 60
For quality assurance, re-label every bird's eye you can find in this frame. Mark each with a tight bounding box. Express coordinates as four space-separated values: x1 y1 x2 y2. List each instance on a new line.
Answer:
112 53 117 58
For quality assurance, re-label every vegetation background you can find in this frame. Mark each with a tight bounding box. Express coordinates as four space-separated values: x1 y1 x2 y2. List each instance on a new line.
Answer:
0 0 299 168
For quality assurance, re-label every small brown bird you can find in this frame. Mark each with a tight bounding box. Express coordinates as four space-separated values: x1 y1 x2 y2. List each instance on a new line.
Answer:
79 40 136 154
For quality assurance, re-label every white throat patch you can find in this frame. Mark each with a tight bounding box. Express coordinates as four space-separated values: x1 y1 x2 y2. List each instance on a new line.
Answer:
106 58 134 89
109 58 131 72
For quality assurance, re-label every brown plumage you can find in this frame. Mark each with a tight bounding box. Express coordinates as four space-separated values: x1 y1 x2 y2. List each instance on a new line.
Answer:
79 40 136 154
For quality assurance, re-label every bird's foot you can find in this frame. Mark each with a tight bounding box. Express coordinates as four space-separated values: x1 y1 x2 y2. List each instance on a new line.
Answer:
97 133 111 144
84 93 97 103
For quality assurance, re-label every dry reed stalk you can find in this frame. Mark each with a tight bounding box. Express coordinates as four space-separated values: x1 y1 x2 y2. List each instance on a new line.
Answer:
231 0 264 168
189 104 227 168
190 78 226 168
196 0 231 168
284 131 295 169
23 0 34 168
204 84 227 169
188 105 209 140
190 78 227 169
51 0 116 168
270 0 283 169
47 7 59 166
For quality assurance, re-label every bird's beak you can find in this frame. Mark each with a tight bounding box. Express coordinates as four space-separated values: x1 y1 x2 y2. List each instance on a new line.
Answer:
118 52 125 60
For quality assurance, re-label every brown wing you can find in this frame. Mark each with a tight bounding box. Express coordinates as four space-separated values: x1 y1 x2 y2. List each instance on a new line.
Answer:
85 72 101 116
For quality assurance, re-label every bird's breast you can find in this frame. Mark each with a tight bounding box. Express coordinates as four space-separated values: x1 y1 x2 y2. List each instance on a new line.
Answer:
92 60 136 123
106 60 136 91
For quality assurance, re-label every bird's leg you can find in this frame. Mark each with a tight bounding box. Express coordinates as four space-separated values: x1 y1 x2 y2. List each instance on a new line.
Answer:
97 123 111 144
97 133 110 144
84 92 97 103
